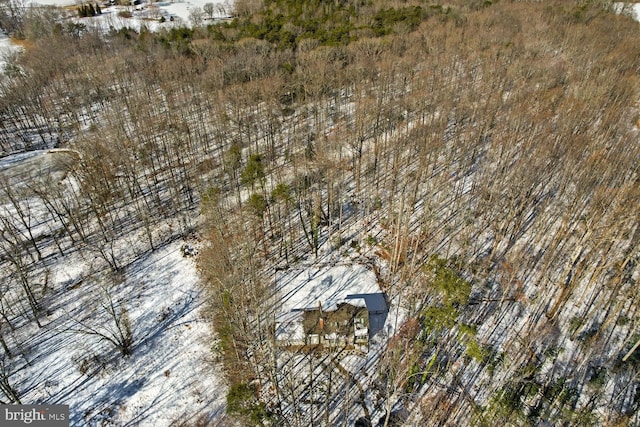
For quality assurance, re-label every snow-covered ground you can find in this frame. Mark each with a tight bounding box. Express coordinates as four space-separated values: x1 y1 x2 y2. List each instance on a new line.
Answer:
159 0 232 23
0 149 78 187
276 265 382 313
35 0 233 28
30 0 76 5
615 2 640 20
0 85 227 427
0 31 21 74
15 240 227 426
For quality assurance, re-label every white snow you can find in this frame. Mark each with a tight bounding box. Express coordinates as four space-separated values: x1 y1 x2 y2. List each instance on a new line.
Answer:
1 0 232 75
354 327 368 337
160 0 214 23
29 0 76 5
0 31 21 74
0 149 78 185
33 0 233 28
274 311 305 343
276 264 383 312
0 150 43 171
615 2 640 21
17 241 227 426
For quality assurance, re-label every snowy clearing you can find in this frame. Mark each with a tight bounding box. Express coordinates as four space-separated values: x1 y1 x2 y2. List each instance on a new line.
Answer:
276 264 382 313
15 240 227 426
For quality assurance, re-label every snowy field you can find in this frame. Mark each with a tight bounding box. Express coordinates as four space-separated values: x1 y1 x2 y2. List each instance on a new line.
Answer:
15 240 227 425
34 0 233 29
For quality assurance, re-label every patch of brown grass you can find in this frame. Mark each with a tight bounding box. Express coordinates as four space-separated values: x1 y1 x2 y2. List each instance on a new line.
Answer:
10 38 35 51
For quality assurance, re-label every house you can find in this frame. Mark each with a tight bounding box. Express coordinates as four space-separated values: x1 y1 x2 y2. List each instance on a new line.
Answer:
274 265 388 353
275 299 370 352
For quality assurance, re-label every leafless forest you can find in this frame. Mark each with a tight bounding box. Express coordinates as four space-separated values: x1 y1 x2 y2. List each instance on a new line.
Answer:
1 0 639 425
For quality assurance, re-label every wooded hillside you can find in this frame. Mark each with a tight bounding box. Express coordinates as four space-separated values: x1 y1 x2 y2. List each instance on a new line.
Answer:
1 0 639 425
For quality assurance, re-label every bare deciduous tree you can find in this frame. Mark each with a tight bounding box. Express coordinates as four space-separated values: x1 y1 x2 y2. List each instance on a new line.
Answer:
0 354 21 404
70 283 134 357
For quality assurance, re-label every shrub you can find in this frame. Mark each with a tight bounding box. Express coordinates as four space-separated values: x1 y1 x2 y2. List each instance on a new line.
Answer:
588 366 607 389
241 154 265 188
246 193 267 218
365 234 378 246
465 339 488 362
426 254 472 306
226 383 270 424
